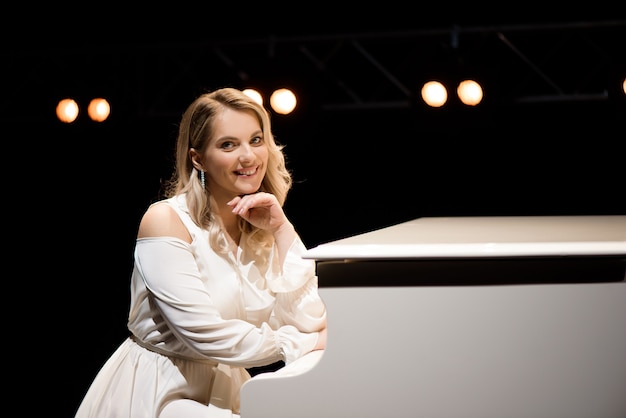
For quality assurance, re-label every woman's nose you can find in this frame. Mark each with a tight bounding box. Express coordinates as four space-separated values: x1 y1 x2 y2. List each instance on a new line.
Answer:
238 145 254 162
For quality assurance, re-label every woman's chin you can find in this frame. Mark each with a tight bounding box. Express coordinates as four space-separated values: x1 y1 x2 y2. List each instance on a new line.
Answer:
235 183 262 195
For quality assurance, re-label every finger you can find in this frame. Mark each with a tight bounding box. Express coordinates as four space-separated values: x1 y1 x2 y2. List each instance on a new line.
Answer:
230 193 274 215
226 196 241 207
242 193 272 208
231 195 259 215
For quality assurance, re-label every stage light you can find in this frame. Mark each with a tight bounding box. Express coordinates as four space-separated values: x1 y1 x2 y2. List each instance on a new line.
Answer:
421 81 447 107
87 98 111 122
243 89 263 106
56 98 79 123
622 78 626 96
270 88 297 115
457 80 483 106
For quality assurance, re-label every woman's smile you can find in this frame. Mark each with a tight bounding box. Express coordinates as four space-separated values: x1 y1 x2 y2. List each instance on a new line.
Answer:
234 166 259 177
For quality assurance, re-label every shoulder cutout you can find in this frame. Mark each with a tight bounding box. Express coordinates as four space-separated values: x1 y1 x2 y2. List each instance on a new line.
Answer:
137 202 192 243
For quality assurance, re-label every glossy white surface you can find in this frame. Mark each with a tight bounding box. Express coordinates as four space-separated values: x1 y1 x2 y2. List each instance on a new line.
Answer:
304 215 626 259
242 283 626 418
241 215 626 418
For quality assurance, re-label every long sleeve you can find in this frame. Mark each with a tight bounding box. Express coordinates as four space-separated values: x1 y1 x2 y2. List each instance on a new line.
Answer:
127 237 321 367
267 237 328 335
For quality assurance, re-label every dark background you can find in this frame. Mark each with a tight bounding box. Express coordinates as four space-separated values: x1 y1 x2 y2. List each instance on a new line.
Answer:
4 5 624 416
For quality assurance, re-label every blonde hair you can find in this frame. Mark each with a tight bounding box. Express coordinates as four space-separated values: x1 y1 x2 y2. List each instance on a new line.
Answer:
163 87 293 254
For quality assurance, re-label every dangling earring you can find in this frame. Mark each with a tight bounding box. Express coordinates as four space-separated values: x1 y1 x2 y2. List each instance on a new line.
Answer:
200 170 206 188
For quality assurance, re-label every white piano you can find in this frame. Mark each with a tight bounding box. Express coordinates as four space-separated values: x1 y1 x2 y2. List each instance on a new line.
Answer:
241 215 626 418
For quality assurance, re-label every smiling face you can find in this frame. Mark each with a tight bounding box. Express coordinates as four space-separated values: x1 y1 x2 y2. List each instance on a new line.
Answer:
191 106 268 204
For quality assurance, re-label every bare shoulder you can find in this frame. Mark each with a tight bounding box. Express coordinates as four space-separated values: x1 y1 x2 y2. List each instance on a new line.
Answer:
137 202 192 242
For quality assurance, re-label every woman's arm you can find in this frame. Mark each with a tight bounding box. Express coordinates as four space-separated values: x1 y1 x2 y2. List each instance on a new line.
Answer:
227 192 296 265
137 202 192 242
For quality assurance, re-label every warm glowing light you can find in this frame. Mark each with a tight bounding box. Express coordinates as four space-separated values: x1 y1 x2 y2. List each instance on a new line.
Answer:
56 98 79 123
88 98 111 122
243 89 263 106
270 88 297 114
457 80 483 106
421 81 447 107
623 78 626 95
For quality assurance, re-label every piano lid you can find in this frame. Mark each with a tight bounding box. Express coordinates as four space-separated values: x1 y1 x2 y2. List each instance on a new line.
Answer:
303 215 626 260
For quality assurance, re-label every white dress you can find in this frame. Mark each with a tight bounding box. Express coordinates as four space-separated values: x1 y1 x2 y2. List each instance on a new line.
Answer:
75 194 327 417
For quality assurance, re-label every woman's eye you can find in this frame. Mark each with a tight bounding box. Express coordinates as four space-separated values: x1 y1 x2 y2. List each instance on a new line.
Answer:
251 136 263 145
220 141 235 149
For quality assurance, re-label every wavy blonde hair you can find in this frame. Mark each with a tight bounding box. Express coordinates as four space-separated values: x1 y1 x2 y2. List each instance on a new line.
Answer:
163 87 293 255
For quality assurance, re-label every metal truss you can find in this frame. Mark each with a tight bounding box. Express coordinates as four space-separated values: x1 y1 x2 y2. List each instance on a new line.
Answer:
4 20 625 119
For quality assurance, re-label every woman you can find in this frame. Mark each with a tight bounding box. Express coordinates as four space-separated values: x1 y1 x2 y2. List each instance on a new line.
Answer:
75 87 327 417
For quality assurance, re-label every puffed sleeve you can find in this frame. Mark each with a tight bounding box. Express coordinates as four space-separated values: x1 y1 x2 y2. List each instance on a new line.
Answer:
132 238 320 367
266 236 328 337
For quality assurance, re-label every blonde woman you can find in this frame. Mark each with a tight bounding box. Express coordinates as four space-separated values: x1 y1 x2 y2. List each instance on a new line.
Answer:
76 87 327 417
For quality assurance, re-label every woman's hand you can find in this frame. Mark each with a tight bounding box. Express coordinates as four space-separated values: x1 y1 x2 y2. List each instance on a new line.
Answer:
227 192 288 233
314 327 327 351
228 192 297 264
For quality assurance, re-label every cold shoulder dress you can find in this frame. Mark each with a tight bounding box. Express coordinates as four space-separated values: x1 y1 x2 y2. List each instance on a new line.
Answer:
75 194 327 417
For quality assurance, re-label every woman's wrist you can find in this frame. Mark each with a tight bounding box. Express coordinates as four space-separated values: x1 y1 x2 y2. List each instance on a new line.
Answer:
272 221 296 241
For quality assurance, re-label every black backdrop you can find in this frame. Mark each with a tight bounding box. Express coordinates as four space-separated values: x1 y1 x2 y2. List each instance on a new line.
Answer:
5 10 625 416
36 93 622 415
14 82 625 417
